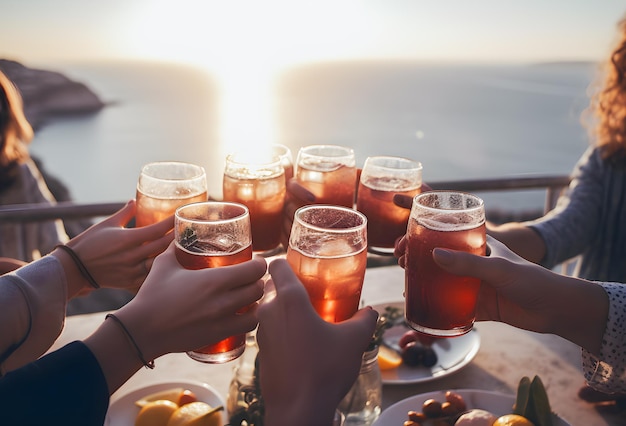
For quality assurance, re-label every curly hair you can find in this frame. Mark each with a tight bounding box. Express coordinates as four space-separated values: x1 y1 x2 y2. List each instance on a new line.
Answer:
585 15 626 163
0 70 33 188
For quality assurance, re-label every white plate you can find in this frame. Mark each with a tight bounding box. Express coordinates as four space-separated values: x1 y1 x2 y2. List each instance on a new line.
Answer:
373 302 480 385
373 389 570 425
105 380 227 426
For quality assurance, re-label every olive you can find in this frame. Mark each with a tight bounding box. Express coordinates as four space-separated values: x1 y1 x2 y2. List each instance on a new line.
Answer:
422 347 438 367
445 391 467 412
401 342 427 367
421 399 443 417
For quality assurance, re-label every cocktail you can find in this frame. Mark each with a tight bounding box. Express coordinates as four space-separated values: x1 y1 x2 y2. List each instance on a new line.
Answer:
136 161 207 227
222 153 286 253
356 156 422 254
405 191 486 337
286 205 368 323
174 201 252 363
295 145 357 208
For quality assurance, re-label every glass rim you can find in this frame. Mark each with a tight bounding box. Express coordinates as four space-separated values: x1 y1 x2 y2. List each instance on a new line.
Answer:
175 201 249 224
139 161 206 181
413 190 484 213
363 155 423 171
294 204 367 233
298 144 355 159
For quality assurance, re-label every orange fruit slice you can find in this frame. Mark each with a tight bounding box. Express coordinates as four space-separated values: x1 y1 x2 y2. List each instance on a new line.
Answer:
135 400 179 426
378 345 402 370
493 414 535 426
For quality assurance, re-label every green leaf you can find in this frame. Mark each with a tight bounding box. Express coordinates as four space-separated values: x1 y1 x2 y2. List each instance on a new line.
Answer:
513 376 531 415
527 375 553 426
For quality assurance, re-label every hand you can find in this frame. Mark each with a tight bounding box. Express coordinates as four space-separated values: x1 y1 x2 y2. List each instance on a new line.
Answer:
431 235 607 354
257 259 378 426
66 200 174 292
392 182 434 210
117 242 267 358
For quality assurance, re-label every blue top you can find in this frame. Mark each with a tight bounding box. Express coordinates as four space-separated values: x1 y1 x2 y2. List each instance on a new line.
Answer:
527 147 626 282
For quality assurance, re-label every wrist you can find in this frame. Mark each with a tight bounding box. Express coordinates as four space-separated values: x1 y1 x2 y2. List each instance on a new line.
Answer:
50 247 93 299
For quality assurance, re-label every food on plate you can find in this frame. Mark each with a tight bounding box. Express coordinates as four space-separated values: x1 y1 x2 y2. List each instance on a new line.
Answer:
378 344 403 370
512 376 552 426
454 409 498 425
167 402 224 426
135 400 179 426
133 387 223 426
403 391 469 424
401 341 438 367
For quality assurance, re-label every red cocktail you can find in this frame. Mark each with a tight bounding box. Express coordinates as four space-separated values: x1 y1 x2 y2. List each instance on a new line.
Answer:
174 202 252 363
136 161 207 227
295 145 357 208
405 191 486 337
223 153 286 253
356 156 422 254
286 205 368 323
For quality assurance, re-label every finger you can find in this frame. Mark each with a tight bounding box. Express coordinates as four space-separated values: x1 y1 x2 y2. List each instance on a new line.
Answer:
393 236 407 259
286 178 315 203
432 247 509 286
132 214 175 238
267 258 308 299
137 230 175 259
340 306 378 342
393 194 413 210
101 200 136 227
213 257 268 290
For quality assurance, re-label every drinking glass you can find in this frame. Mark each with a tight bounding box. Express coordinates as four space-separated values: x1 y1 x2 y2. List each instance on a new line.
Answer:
135 161 207 227
286 205 367 323
356 156 422 255
174 201 253 363
222 153 286 253
272 143 294 181
295 145 357 208
405 191 486 337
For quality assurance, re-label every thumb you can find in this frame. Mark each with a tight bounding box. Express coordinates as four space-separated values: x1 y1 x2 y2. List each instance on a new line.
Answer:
102 200 136 227
337 307 378 348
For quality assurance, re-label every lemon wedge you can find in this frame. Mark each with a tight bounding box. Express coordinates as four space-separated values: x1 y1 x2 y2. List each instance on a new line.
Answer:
378 345 402 370
166 402 224 426
135 400 179 426
135 387 185 407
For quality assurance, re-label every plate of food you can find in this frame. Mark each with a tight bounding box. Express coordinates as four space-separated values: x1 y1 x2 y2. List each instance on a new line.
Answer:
105 380 227 426
373 388 571 425
373 302 480 385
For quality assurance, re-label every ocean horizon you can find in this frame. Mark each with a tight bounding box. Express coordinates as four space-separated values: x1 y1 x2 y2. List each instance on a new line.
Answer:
27 59 597 212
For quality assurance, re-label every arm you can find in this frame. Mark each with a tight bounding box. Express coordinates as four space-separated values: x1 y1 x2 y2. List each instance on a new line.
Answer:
257 259 378 426
0 243 266 424
486 221 547 264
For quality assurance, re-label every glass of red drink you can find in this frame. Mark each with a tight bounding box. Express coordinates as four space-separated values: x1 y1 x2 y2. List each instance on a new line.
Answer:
295 145 357 208
356 156 422 255
405 191 486 337
136 161 208 227
286 205 368 323
174 201 253 363
222 152 286 254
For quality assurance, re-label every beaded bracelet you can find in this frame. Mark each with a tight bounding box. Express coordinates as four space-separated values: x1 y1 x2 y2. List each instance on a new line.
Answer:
55 245 100 289
105 313 155 369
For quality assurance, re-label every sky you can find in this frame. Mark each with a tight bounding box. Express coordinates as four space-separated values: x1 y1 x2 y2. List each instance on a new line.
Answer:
3 0 626 71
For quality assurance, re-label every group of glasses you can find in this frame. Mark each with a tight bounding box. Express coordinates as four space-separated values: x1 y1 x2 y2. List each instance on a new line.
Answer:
134 143 486 365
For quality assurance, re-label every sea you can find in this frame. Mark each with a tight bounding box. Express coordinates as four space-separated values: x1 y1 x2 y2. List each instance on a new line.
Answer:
28 59 598 213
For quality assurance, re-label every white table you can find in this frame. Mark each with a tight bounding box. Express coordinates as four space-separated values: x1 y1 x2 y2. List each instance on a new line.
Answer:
51 264 620 425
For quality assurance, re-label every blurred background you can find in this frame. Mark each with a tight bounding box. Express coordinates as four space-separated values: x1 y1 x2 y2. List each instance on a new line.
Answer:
3 0 626 212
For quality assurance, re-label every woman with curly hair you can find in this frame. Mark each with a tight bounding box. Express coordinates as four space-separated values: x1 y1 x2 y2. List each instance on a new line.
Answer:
488 15 626 283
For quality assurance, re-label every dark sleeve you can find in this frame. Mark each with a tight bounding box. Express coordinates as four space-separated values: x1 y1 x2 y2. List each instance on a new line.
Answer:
0 341 110 426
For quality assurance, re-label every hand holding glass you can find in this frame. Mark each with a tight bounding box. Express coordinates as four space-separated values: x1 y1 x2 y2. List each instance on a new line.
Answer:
286 205 367 323
404 191 486 337
174 201 253 363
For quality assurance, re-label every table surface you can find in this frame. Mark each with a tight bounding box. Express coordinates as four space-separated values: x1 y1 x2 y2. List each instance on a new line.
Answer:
50 264 623 425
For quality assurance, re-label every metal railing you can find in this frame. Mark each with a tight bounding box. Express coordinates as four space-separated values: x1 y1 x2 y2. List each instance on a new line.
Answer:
0 174 571 223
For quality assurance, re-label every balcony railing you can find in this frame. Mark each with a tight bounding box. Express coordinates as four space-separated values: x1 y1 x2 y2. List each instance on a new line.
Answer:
0 174 571 223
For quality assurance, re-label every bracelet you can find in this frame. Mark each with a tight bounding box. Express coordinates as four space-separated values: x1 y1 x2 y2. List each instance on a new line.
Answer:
105 313 155 369
55 245 100 289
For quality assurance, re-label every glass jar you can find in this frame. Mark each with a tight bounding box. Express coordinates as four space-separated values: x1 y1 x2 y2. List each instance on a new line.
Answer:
337 346 382 425
226 333 264 426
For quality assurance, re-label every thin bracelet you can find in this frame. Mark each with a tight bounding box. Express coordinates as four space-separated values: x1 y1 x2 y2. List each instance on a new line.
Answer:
105 313 155 369
55 245 100 289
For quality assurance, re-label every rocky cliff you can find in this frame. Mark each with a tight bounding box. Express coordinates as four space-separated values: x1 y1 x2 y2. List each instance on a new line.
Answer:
0 59 105 129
